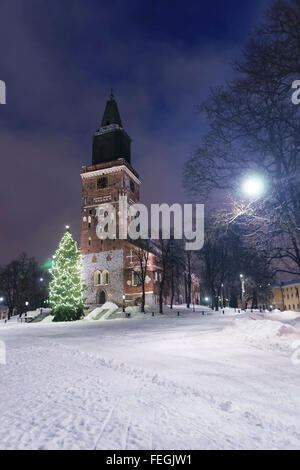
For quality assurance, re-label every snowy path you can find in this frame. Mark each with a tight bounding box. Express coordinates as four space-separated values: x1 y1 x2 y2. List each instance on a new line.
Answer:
0 307 300 449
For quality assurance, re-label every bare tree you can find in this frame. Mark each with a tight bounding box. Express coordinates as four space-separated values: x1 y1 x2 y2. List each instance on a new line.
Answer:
198 217 274 309
0 253 48 317
184 0 300 277
168 239 185 309
156 238 172 314
133 240 150 313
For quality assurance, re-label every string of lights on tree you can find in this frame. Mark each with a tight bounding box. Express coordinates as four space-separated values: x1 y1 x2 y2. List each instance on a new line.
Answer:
49 226 86 319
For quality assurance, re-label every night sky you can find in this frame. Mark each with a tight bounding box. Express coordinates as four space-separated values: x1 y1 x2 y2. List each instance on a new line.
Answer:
0 0 271 265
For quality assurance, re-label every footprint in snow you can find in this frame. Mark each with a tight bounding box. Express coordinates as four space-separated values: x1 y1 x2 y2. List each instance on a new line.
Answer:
219 401 233 412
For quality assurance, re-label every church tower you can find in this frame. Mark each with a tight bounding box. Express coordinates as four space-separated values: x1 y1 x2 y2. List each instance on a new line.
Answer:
80 91 156 307
92 89 132 166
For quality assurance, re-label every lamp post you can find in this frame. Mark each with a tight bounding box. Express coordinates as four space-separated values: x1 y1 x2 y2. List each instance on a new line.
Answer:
240 274 245 310
221 283 224 308
25 301 29 321
122 294 125 313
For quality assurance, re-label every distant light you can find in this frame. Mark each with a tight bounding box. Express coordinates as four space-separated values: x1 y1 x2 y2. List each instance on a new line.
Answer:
242 176 265 198
25 301 29 306
204 297 209 302
40 278 44 282
0 297 4 302
43 259 52 269
66 225 70 230
122 294 126 300
240 274 243 278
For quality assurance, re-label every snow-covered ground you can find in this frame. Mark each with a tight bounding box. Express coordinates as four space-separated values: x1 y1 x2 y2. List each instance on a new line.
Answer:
0 305 300 450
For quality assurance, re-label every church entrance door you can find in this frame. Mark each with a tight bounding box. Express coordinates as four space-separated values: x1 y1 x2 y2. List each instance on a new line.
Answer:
97 290 106 305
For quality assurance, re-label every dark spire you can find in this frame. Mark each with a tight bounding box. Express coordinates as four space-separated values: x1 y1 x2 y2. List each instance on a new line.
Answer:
92 90 131 165
101 89 123 127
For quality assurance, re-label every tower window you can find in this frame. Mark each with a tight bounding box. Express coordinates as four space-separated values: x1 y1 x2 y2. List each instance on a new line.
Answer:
130 180 135 193
97 176 108 189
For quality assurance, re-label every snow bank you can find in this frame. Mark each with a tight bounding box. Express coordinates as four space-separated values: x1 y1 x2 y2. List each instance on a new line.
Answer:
86 302 119 321
267 310 300 321
40 315 54 323
125 306 141 314
224 317 300 350
21 308 52 319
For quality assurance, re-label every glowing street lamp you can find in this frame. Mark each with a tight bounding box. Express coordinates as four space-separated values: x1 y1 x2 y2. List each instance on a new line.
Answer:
241 175 265 198
221 283 224 308
240 274 245 310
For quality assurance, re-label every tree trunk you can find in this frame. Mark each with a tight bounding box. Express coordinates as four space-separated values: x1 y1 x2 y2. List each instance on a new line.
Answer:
170 266 174 309
141 284 145 313
159 286 163 314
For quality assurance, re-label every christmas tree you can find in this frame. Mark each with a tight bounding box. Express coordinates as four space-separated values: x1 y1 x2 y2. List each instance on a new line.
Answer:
49 227 86 321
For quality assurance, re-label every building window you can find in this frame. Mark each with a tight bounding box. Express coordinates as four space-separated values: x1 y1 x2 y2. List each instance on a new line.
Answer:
97 176 108 189
94 270 101 286
132 271 141 286
101 270 109 285
94 270 109 286
130 179 135 193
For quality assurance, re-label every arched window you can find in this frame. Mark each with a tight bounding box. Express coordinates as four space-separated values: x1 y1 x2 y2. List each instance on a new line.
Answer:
101 270 109 285
94 270 101 286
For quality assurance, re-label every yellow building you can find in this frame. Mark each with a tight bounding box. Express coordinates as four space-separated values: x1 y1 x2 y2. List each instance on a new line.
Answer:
272 281 300 312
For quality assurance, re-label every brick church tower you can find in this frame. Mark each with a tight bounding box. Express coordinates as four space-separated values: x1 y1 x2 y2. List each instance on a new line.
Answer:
80 91 157 307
